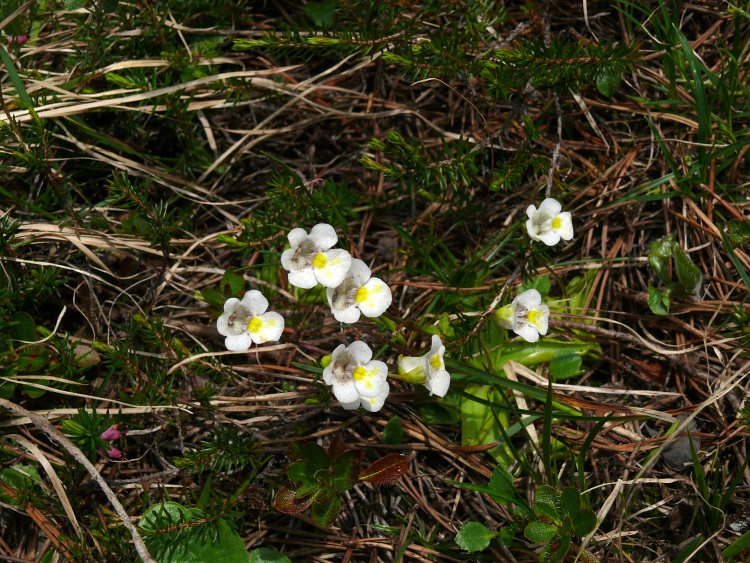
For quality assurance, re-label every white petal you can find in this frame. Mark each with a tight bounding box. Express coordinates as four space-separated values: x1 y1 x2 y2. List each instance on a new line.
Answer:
515 323 540 343
426 369 451 397
526 204 538 221
360 383 389 412
537 230 561 246
347 341 373 365
224 333 254 351
332 379 360 403
280 248 295 271
287 267 318 289
526 219 543 241
515 289 542 309
287 228 309 248
555 212 574 240
248 312 285 343
322 366 334 385
356 278 392 318
429 335 444 354
309 223 338 250
354 360 388 398
347 259 372 286
240 290 268 316
313 249 352 288
332 304 362 324
216 314 231 337
340 399 361 410
537 198 562 217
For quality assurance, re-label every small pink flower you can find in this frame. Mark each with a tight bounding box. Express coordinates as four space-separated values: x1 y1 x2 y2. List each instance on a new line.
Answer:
105 446 123 459
8 36 28 45
99 424 122 441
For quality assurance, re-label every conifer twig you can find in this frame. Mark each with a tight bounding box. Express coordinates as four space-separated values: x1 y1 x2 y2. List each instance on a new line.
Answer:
0 399 157 563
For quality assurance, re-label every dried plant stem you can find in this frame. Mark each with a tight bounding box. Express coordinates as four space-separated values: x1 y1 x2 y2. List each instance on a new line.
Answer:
0 399 156 563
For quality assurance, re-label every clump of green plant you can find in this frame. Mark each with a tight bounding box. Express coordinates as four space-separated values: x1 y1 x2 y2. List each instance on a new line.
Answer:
274 435 408 526
647 234 703 315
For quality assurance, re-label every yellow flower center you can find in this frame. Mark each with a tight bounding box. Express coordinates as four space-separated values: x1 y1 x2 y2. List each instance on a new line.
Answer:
552 216 562 230
247 317 262 333
430 354 442 370
312 253 328 269
355 286 369 303
527 308 545 329
353 366 367 380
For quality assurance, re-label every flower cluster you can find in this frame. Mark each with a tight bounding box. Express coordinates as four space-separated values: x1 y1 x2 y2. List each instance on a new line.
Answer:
526 198 574 247
100 425 124 459
215 222 448 414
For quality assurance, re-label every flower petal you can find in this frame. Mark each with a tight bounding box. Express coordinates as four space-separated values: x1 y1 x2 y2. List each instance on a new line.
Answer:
526 204 538 221
280 248 295 271
287 267 318 289
515 289 542 309
514 323 540 343
240 290 269 316
537 230 562 246
426 369 450 397
313 249 352 288
538 198 562 217
248 311 285 343
224 333 254 351
340 399 361 410
347 340 373 365
309 223 338 250
356 278 392 318
332 379 360 403
287 228 309 248
398 355 426 376
348 258 372 286
555 212 574 240
353 360 388 398
360 383 389 412
331 304 362 324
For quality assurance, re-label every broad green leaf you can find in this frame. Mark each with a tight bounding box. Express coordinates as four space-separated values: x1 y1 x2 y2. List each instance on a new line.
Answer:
18 348 48 373
559 487 581 519
288 442 329 470
304 0 337 29
535 485 559 506
548 350 582 380
221 268 245 298
0 382 16 399
199 288 225 308
249 548 291 563
10 312 36 341
520 275 550 298
533 501 560 523
23 378 48 399
331 450 362 491
460 384 514 467
596 68 621 97
673 245 702 295
648 235 676 285
572 508 597 537
647 283 671 315
551 533 572 561
524 521 558 544
383 416 404 445
140 502 248 563
273 486 314 515
359 454 409 484
488 467 522 505
723 528 750 560
499 525 515 547
455 521 498 553
310 494 341 527
487 340 592 372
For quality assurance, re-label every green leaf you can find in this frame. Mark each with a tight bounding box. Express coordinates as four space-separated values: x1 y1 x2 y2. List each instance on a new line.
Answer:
499 525 515 547
63 0 87 10
10 312 36 341
18 348 48 373
648 235 676 284
596 67 621 97
0 46 33 110
199 288 226 308
726 219 750 247
359 454 409 484
288 442 329 470
533 501 560 523
417 394 461 424
559 487 581 519
249 548 291 563
673 245 702 295
139 502 248 563
572 508 597 537
221 268 245 298
0 381 16 400
548 350 582 380
535 485 559 506
383 416 404 445
723 528 750 560
524 521 558 544
330 450 362 491
273 486 314 515
455 521 498 553
647 282 671 315
551 533 572 561
310 494 341 527
304 0 337 29
520 275 550 298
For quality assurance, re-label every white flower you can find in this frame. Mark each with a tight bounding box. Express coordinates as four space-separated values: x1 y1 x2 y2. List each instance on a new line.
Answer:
397 335 451 397
322 341 389 410
525 198 574 246
216 290 285 351
496 288 550 343
280 224 352 288
326 259 392 323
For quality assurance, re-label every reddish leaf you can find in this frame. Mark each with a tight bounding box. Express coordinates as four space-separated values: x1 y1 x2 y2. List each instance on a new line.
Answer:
273 486 314 515
327 434 347 460
359 454 409 484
